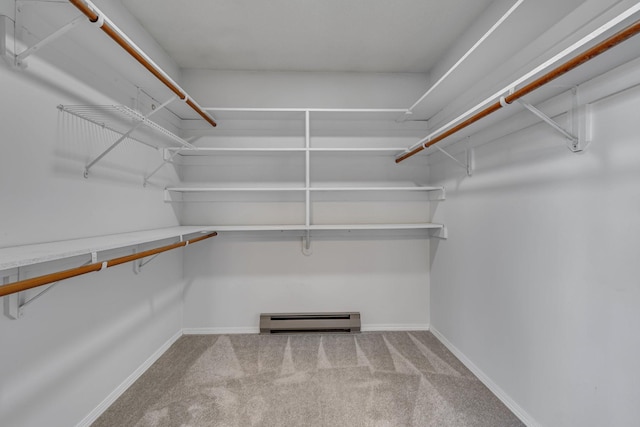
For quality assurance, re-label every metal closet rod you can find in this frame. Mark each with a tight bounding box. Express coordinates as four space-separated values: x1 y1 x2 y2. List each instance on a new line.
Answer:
0 232 217 298
68 0 217 127
396 17 640 163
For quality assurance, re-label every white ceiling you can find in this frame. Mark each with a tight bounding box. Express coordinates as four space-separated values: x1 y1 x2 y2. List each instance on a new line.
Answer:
121 0 493 73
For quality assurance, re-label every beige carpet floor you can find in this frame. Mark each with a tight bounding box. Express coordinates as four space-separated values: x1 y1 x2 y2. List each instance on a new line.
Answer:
93 331 523 426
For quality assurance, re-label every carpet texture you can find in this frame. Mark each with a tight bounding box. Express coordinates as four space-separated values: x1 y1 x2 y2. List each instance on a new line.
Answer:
92 331 523 426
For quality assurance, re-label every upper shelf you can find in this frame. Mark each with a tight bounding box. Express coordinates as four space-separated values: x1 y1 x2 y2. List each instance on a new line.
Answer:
202 108 408 122
0 226 215 271
165 182 441 192
166 147 306 156
165 147 409 157
58 105 193 149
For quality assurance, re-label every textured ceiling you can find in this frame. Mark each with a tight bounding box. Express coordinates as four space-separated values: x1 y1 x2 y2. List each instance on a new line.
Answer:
121 0 493 73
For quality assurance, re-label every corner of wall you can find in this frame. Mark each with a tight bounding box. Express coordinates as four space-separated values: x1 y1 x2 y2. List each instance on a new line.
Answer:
429 326 541 427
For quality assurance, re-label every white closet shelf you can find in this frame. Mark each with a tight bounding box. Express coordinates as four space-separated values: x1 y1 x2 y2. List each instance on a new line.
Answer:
202 108 408 121
200 223 443 232
309 148 407 153
165 147 409 156
0 226 215 270
206 225 308 232
309 223 444 231
166 183 440 192
58 104 192 148
166 147 306 155
310 185 443 192
166 186 305 192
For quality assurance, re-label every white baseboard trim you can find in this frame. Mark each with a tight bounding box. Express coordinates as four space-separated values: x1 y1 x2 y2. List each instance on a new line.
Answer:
183 324 430 334
76 330 183 427
361 323 430 332
429 327 540 427
183 326 260 335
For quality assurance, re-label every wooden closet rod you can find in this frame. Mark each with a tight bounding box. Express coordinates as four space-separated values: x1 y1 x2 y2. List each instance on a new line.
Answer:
396 18 640 163
68 0 217 127
0 232 217 298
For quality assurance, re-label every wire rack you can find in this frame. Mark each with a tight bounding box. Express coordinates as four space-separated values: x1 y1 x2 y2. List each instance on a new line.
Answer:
58 104 194 148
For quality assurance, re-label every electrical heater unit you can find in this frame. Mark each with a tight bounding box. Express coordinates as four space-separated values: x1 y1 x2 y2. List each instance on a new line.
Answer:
259 312 361 334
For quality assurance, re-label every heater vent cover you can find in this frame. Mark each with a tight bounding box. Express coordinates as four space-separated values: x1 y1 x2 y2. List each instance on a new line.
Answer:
260 312 361 334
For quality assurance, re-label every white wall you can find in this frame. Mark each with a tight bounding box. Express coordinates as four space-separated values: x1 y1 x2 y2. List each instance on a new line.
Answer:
428 61 640 426
184 236 430 332
182 69 428 108
179 70 434 331
0 5 186 426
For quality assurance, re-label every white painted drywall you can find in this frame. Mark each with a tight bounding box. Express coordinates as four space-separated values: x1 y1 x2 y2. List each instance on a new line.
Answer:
181 69 429 108
178 71 434 331
0 7 186 426
183 235 430 332
428 61 640 426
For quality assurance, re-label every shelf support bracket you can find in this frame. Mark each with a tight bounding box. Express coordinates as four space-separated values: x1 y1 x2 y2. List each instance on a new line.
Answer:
4 256 91 319
302 230 312 256
516 91 590 152
14 14 86 68
133 244 163 274
429 226 448 240
84 95 177 178
143 148 181 187
17 281 61 315
433 144 473 176
3 270 22 319
0 14 13 65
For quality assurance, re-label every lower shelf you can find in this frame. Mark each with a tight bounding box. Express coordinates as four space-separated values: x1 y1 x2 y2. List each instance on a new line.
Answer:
198 223 445 233
0 226 216 271
309 223 443 231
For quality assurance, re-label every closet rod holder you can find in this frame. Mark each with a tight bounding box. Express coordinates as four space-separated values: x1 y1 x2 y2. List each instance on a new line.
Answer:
0 232 217 300
68 0 217 127
396 17 640 163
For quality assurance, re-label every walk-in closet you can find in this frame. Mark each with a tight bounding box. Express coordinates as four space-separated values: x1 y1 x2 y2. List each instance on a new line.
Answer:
2 1 639 426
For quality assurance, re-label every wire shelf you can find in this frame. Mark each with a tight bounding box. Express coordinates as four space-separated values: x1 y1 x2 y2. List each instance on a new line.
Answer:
58 104 194 148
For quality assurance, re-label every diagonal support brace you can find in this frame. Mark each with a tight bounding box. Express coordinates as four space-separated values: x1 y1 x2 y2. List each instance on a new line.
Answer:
515 95 591 153
15 14 86 68
517 100 578 143
4 255 92 319
84 96 177 178
143 148 182 187
432 144 474 176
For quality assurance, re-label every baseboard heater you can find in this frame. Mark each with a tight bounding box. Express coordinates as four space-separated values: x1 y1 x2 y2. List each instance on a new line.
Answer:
260 312 361 334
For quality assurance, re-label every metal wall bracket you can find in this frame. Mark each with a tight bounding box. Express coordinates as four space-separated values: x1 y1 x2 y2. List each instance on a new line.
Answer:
302 231 312 256
0 14 13 65
143 148 181 187
3 253 100 319
85 96 177 178
568 87 592 152
4 292 22 319
3 271 22 319
14 13 85 68
3 267 62 319
516 89 591 152
133 245 162 274
434 145 474 176
429 226 448 240
428 186 446 201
